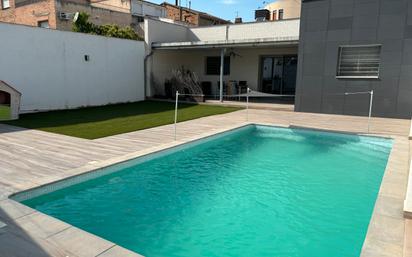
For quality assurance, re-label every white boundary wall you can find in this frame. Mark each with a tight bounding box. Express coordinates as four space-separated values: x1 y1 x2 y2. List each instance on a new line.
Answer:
0 22 145 113
145 18 300 45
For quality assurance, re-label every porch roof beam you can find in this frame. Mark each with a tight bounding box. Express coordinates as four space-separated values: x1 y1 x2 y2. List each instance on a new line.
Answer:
152 38 299 50
219 48 225 102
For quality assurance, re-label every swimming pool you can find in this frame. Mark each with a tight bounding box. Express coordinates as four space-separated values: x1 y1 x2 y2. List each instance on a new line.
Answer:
16 125 393 257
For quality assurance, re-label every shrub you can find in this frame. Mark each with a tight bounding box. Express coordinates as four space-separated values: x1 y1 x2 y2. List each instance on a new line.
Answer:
73 12 142 41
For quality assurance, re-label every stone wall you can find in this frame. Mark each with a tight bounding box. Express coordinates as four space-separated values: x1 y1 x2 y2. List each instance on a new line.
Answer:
163 4 198 26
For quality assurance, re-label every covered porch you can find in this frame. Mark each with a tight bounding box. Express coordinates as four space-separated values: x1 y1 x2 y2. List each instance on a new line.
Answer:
150 40 298 103
144 18 300 104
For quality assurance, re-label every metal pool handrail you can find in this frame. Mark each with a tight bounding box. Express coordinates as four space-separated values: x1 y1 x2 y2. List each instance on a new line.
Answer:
344 90 374 133
173 90 251 141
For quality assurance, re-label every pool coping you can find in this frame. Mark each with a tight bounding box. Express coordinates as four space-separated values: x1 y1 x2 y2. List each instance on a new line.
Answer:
405 161 412 219
404 118 412 219
409 117 412 140
1 121 408 257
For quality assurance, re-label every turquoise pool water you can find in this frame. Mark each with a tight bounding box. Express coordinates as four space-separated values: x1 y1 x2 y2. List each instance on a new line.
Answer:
21 125 392 257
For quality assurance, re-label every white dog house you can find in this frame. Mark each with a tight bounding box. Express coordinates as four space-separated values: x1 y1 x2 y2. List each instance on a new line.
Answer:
0 80 21 120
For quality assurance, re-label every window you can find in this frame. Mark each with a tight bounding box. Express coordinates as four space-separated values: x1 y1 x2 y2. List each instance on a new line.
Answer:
272 10 277 20
136 16 144 23
206 56 230 75
278 9 284 20
2 0 10 9
336 45 381 79
37 20 49 28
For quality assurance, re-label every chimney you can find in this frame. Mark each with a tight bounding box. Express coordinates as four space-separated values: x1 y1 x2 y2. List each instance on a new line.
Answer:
235 17 243 24
175 0 182 22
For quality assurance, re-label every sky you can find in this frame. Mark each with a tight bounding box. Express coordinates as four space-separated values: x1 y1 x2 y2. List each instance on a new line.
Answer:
149 0 275 22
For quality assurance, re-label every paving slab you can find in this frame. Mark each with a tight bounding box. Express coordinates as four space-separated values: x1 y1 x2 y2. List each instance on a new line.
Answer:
404 219 412 257
15 212 70 239
97 246 144 257
0 199 35 220
47 227 115 257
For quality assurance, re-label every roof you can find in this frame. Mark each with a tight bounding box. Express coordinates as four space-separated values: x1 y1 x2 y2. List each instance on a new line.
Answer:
152 37 299 50
0 80 22 96
160 2 231 24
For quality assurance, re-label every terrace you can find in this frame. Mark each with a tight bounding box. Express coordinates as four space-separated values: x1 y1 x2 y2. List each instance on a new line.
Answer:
1 5 412 257
0 109 411 257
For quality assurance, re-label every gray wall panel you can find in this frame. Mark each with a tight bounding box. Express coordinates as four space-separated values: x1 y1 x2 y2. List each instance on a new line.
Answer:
377 15 406 40
299 76 323 112
327 29 352 41
320 76 346 114
402 39 412 65
351 28 377 41
296 0 412 118
343 82 371 116
330 3 354 18
372 77 399 117
396 65 412 112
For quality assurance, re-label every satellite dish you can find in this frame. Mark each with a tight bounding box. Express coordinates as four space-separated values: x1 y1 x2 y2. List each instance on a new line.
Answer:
73 12 79 22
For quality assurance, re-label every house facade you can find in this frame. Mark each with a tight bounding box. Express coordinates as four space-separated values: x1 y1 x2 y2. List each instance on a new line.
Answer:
161 2 230 27
144 18 299 99
295 0 412 118
131 0 166 22
265 0 301 21
0 0 134 31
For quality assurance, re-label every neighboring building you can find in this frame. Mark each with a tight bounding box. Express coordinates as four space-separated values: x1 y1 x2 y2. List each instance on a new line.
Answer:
90 0 130 13
144 18 299 98
295 0 412 119
131 0 166 22
0 0 57 28
0 0 134 31
265 0 301 21
254 9 271 22
161 2 230 26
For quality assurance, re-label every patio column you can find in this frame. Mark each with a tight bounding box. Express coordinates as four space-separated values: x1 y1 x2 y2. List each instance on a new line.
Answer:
219 48 226 102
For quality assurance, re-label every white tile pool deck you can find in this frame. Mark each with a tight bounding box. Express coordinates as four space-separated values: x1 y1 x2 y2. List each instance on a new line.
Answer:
0 109 411 257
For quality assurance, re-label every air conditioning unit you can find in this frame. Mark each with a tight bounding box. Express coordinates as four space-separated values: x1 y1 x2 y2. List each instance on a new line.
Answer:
58 12 72 20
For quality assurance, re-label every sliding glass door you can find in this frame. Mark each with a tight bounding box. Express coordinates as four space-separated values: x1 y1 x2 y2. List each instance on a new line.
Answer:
260 55 297 95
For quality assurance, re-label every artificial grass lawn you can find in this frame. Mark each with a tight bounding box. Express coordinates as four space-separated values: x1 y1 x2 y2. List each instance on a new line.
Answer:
4 101 241 139
0 105 10 120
